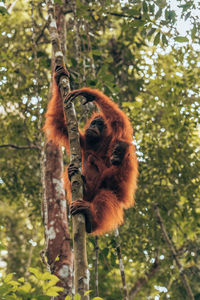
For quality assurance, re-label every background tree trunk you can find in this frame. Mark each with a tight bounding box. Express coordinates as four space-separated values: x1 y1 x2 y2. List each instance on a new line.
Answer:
42 2 74 298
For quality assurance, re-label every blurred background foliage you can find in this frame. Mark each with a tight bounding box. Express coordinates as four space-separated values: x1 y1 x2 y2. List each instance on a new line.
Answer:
0 0 199 299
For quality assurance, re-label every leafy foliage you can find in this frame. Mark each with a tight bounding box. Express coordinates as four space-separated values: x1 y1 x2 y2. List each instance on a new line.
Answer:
0 271 104 300
0 269 64 299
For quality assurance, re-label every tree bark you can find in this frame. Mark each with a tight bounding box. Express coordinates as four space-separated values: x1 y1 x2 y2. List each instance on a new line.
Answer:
45 1 89 298
43 142 73 298
42 2 74 299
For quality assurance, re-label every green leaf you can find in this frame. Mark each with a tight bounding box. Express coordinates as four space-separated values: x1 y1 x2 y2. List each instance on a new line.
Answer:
131 19 146 28
191 25 196 39
174 36 189 43
70 57 77 67
0 6 8 15
143 1 148 13
178 2 193 11
0 284 13 296
110 252 116 267
147 27 156 37
155 8 162 19
165 9 176 21
8 281 20 287
18 282 31 293
46 290 59 297
3 296 17 300
4 274 13 283
162 34 168 45
0 243 7 250
154 32 160 45
92 50 102 56
65 296 71 300
46 286 64 297
29 267 42 279
185 11 191 20
105 57 113 63
149 4 155 13
84 290 92 296
41 272 58 282
102 247 109 257
43 277 60 291
92 297 104 300
74 294 81 300
127 6 141 16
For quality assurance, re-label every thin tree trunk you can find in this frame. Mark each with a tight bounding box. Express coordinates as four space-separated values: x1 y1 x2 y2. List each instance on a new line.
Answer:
114 229 128 300
45 1 89 298
29 0 73 295
95 236 99 297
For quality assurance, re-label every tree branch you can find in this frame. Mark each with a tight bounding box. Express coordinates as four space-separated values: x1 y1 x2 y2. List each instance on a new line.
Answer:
35 21 50 44
155 206 194 300
0 144 39 150
129 256 160 299
114 229 129 300
63 8 141 20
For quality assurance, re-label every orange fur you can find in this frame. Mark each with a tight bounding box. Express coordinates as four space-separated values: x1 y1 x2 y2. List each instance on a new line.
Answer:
43 82 70 153
43 78 138 235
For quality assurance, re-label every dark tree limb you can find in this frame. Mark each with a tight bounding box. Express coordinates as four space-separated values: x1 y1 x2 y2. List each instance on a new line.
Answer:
129 257 160 299
35 21 50 44
95 236 99 297
0 144 39 150
62 8 141 20
155 206 194 300
114 229 129 300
